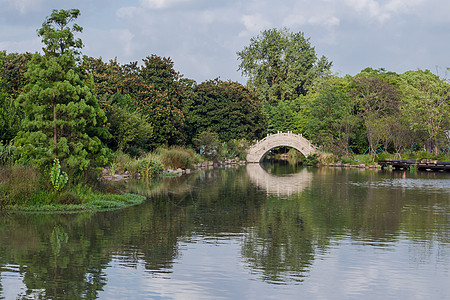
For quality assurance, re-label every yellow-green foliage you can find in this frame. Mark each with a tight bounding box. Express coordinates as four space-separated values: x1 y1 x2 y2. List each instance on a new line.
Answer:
0 164 41 205
110 150 133 174
159 146 197 169
287 148 303 163
317 152 335 165
136 153 164 179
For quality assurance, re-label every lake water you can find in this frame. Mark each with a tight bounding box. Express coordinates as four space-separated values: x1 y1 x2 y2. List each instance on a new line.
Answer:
0 163 449 299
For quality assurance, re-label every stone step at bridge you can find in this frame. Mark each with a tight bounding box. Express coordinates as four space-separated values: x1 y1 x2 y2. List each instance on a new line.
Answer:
246 131 318 163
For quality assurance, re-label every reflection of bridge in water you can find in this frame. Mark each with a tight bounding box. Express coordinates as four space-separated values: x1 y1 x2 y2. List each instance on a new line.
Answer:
246 164 313 196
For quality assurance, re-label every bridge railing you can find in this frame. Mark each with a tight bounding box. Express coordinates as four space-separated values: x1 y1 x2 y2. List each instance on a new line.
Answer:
250 131 306 147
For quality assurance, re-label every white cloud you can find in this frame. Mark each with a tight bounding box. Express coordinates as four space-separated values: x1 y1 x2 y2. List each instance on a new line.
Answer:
139 0 191 10
0 0 448 82
1 0 42 14
282 15 307 27
385 0 425 14
239 14 272 37
284 14 340 28
343 0 425 23
0 38 41 54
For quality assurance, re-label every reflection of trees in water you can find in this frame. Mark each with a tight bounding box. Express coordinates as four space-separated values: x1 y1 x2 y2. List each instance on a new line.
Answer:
0 213 109 299
0 167 448 296
241 195 316 283
0 199 187 299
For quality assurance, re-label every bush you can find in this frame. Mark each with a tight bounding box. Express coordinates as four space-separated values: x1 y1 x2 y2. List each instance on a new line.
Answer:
416 151 450 162
160 147 195 169
317 152 335 165
0 141 15 165
50 159 68 192
416 151 433 162
58 192 81 205
194 130 222 161
111 150 133 173
287 148 303 163
354 154 375 165
0 164 41 205
225 139 250 161
137 154 164 179
436 152 450 162
304 154 319 166
376 152 395 161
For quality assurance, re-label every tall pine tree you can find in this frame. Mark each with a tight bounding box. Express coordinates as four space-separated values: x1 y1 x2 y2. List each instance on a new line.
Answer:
14 9 109 170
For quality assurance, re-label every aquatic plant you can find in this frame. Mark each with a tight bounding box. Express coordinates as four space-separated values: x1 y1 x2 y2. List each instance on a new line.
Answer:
50 159 68 192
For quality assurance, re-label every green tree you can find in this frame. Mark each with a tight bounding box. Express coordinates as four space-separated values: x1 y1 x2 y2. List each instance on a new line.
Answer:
237 28 332 105
138 55 185 146
305 77 358 156
14 9 109 170
0 85 20 143
102 93 153 156
401 70 450 155
264 97 309 134
0 52 31 143
186 79 267 143
350 75 401 155
37 9 83 57
193 130 222 161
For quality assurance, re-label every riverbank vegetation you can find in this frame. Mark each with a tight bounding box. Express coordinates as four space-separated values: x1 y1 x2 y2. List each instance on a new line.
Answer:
1 9 449 208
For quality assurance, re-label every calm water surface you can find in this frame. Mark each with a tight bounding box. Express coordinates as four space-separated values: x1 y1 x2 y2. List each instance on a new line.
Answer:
0 163 449 299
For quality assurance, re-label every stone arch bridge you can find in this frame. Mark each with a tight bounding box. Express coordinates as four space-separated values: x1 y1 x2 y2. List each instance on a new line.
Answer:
246 131 318 163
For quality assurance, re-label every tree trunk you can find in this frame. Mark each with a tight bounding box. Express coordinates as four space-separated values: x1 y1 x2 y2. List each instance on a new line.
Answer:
53 102 57 147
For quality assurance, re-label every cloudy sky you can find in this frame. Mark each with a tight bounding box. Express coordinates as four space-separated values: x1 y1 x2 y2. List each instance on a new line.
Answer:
0 0 448 83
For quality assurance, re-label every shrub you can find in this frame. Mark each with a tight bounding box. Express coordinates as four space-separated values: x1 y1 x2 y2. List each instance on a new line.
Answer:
194 130 222 161
58 192 81 205
304 154 319 166
225 139 250 161
50 159 68 192
160 147 195 169
287 148 303 163
0 141 15 165
0 164 41 205
137 154 164 179
436 152 450 162
416 151 434 162
317 152 335 165
376 152 395 161
111 150 133 173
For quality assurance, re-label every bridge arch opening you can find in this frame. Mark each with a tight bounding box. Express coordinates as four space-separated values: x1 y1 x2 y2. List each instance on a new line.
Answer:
246 132 317 163
261 146 305 163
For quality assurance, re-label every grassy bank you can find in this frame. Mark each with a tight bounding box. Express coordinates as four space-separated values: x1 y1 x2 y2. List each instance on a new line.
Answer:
0 164 145 212
4 192 146 212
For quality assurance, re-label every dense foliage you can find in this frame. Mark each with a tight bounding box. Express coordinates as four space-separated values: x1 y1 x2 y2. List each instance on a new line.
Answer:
185 79 267 142
237 28 332 105
0 10 449 185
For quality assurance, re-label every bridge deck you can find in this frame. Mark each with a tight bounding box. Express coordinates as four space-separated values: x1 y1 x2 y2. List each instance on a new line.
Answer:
378 160 450 172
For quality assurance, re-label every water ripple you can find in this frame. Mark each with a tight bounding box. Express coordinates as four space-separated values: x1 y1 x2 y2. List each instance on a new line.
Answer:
351 178 450 192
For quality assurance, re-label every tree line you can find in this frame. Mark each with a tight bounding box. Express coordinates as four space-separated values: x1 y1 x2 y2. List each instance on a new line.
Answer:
0 9 266 174
238 28 450 158
1 9 449 176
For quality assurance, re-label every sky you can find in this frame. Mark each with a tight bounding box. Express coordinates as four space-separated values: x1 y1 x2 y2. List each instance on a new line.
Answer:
0 0 449 84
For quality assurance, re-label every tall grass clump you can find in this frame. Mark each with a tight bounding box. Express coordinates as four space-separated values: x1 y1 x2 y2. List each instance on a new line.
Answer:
136 153 164 179
108 150 133 175
0 141 15 165
0 165 41 205
159 146 198 169
317 152 335 165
